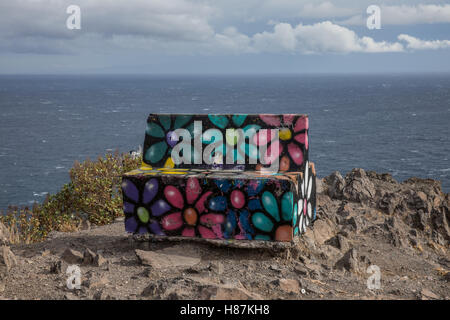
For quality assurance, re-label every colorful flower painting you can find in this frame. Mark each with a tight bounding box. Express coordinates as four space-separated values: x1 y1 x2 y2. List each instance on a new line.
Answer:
144 114 193 168
202 114 262 168
297 161 316 234
121 177 166 236
255 114 308 172
124 114 316 242
160 177 226 239
142 114 309 172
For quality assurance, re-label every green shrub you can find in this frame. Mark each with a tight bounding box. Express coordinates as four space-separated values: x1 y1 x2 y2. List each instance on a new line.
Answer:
0 151 140 243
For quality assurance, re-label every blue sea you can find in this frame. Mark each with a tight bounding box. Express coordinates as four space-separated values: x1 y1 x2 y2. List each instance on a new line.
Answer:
0 74 449 210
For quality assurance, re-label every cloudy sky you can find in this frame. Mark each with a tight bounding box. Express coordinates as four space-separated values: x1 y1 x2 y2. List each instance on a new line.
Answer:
1 0 450 74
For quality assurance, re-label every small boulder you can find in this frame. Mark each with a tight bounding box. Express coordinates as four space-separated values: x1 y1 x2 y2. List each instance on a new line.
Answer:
324 171 345 199
326 234 349 252
335 248 359 272
421 288 440 300
272 279 300 294
0 245 17 279
343 168 376 204
85 276 109 290
344 216 366 233
82 248 97 265
409 191 432 213
49 260 63 274
141 282 167 298
378 192 402 214
209 261 224 275
81 248 107 267
61 248 83 264
94 254 107 267
135 247 201 270
64 293 80 300
312 219 335 245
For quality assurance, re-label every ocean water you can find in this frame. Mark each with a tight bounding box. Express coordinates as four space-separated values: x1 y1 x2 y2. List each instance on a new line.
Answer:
0 74 449 209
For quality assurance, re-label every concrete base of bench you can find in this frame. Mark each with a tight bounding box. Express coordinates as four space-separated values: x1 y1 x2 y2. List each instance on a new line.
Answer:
132 233 300 251
121 163 316 242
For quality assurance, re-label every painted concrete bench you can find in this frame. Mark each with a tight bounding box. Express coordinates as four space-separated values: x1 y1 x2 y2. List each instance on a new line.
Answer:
121 114 316 242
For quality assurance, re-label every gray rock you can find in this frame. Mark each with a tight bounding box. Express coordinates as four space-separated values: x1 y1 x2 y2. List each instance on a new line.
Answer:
82 248 96 265
344 216 366 233
209 261 224 275
293 264 309 276
324 171 345 199
366 171 398 184
335 248 359 272
135 246 201 269
93 290 109 300
315 177 324 194
94 253 107 267
61 249 83 264
413 191 430 212
49 260 63 274
85 276 109 290
141 282 167 298
0 245 17 279
80 248 107 267
271 278 300 293
431 208 450 244
343 168 376 204
64 293 80 300
326 234 350 252
298 279 323 294
312 218 336 245
378 192 402 214
421 288 440 300
337 202 353 218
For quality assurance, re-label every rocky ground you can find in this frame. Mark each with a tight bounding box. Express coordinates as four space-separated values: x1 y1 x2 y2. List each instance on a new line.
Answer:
1 168 449 300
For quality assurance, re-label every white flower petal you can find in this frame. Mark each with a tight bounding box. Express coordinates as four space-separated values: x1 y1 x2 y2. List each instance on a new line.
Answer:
304 162 309 188
307 202 312 219
307 176 313 199
298 199 303 217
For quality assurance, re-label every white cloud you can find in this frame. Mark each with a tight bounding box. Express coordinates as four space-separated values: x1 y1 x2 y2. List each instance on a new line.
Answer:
383 4 450 25
341 4 450 26
300 2 357 19
398 34 450 50
1 1 449 56
213 27 254 54
0 0 215 44
215 21 404 54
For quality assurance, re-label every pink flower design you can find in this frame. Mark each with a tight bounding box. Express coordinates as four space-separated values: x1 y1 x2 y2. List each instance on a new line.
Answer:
160 177 225 239
255 114 309 171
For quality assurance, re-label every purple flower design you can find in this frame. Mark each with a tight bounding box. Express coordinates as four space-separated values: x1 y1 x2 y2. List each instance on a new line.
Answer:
121 177 172 235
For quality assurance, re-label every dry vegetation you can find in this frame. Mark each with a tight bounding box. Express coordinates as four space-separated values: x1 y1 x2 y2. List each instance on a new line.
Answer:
0 152 140 244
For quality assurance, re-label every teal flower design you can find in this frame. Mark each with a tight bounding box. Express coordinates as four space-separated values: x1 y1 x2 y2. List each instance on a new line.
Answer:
250 190 295 241
204 114 260 166
144 115 192 167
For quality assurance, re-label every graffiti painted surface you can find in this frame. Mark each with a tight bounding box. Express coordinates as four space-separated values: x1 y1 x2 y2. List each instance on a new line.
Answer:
143 114 309 172
122 114 316 242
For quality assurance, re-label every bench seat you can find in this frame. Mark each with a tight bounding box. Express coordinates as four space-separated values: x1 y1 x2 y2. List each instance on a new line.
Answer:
122 163 316 242
122 113 316 242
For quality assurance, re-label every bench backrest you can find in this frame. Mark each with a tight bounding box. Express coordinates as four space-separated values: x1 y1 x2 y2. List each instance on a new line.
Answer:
142 114 309 172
